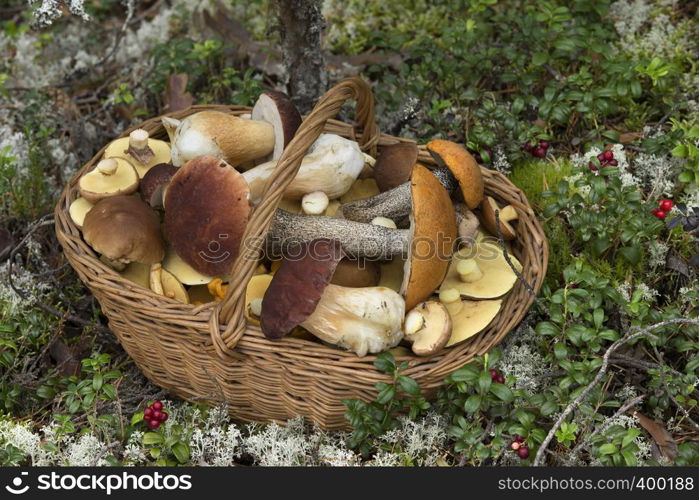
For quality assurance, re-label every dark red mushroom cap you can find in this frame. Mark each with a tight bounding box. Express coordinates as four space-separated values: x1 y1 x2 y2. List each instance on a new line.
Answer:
140 162 178 208
251 91 302 161
260 239 344 340
164 156 251 276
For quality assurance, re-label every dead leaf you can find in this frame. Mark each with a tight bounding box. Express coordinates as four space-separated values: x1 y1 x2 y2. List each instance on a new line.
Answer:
619 131 643 144
164 74 194 113
0 227 13 262
666 251 691 277
49 339 81 377
633 411 678 462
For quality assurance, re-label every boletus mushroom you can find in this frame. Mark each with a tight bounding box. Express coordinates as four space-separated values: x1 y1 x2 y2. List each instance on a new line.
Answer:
373 142 418 192
78 158 139 203
68 197 94 228
164 156 251 276
82 195 165 265
103 129 171 178
149 263 189 303
438 288 502 346
140 163 178 208
260 239 404 357
250 90 302 163
404 300 452 356
479 196 519 241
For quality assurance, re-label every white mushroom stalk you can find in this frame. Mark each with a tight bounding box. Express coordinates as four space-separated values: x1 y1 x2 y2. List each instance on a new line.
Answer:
301 191 329 215
242 134 365 203
301 284 405 357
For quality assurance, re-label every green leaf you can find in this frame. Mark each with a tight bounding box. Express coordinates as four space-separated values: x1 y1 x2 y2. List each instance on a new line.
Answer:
463 394 481 413
621 449 637 466
671 143 688 158
376 383 396 405
591 237 611 257
593 308 604 329
490 383 513 403
397 375 421 397
532 52 549 65
619 246 641 265
540 401 558 416
598 443 617 455
678 171 693 183
536 321 560 336
142 432 164 445
131 411 144 425
553 342 567 360
172 442 190 463
477 371 492 394
150 447 161 459
373 353 396 374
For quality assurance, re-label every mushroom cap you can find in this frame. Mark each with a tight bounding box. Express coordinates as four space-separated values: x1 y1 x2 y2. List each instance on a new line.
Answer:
426 139 484 210
260 239 345 340
244 273 274 325
68 197 94 228
479 196 517 240
400 164 457 310
164 156 251 276
251 91 302 161
140 162 178 208
119 261 151 288
439 242 521 299
159 268 189 303
404 300 452 356
373 142 418 192
82 195 164 265
330 258 381 287
444 298 502 347
104 135 171 178
162 246 216 285
78 158 139 203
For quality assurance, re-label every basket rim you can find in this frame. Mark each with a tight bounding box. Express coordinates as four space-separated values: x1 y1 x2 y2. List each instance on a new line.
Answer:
54 104 549 375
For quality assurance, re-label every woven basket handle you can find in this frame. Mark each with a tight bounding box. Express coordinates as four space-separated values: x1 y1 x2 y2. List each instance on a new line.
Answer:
209 77 380 358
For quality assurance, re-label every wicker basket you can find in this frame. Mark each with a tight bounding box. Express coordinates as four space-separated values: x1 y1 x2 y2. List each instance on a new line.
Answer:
54 78 548 430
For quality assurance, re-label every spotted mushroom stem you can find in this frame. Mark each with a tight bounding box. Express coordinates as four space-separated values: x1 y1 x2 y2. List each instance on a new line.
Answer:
265 209 410 260
438 288 463 315
338 166 457 223
96 158 118 176
129 129 150 151
149 263 165 296
498 205 518 223
457 259 483 283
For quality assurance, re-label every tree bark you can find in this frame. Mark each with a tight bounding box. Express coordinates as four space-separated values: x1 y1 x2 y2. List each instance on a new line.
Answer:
275 0 328 113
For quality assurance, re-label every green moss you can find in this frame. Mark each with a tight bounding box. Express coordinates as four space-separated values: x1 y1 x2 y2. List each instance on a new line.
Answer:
509 159 573 212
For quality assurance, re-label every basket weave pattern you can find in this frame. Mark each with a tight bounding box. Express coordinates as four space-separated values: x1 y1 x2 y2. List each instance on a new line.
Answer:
55 78 548 429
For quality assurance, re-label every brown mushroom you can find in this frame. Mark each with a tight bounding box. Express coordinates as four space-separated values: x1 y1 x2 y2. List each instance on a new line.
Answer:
140 163 178 208
164 156 251 276
404 300 452 356
373 142 418 192
438 288 502 346
479 196 519 241
330 258 381 288
78 158 139 203
250 90 302 163
82 195 164 265
426 139 484 209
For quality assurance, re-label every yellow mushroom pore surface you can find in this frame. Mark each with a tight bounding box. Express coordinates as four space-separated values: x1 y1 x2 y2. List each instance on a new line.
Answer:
440 242 521 299
104 137 171 178
80 159 138 195
245 274 273 320
446 299 502 346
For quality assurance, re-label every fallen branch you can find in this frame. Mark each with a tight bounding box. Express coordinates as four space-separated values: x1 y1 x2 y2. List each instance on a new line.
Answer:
533 317 699 466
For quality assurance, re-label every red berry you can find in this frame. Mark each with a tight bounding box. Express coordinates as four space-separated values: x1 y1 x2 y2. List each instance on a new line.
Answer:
532 147 546 158
159 412 169 422
152 401 163 411
148 420 160 429
152 410 162 420
538 140 550 148
514 435 525 443
596 153 606 162
496 374 505 384
517 446 530 459
511 441 521 451
602 150 614 161
588 162 598 171
659 199 674 211
524 142 533 152
654 209 667 220
606 159 618 167
144 407 152 417
489 369 498 378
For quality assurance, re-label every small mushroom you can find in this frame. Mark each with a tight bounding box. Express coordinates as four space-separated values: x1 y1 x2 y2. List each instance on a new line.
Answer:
454 203 480 246
438 288 502 346
149 263 189 303
250 90 302 163
301 191 329 215
164 156 251 276
330 258 381 287
242 134 366 203
260 239 404 356
82 196 164 265
163 111 275 167
103 129 171 178
373 142 418 192
427 139 484 209
404 300 452 356
439 242 521 299
78 158 139 203
479 196 519 241
68 197 94 228
140 163 178 208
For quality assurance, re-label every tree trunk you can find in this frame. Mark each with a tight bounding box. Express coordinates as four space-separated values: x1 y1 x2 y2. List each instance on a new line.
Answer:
275 0 328 113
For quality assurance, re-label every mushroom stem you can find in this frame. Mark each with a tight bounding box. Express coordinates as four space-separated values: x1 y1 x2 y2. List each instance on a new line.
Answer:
97 159 118 176
371 216 397 229
301 191 329 215
456 259 483 283
363 153 376 166
499 205 518 223
454 203 479 245
129 129 150 151
337 166 456 223
439 288 463 315
149 263 165 296
404 309 425 335
266 209 409 260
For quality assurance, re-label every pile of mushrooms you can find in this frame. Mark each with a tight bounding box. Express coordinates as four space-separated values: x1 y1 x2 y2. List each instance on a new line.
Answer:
71 89 527 358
